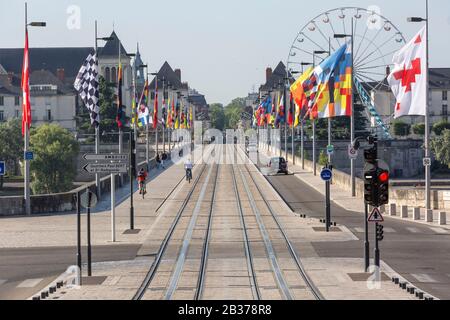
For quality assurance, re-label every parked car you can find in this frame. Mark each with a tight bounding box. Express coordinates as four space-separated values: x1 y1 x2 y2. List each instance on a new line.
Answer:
268 157 288 175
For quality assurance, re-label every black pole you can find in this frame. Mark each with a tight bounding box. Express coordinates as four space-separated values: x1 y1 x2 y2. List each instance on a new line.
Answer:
76 191 82 285
87 190 92 277
374 222 380 268
365 203 370 272
130 132 135 230
325 175 331 232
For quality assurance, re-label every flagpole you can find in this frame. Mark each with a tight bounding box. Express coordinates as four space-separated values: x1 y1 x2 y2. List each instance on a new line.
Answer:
327 38 333 166
118 41 124 186
301 119 305 169
162 77 166 154
425 0 431 210
24 3 31 216
94 21 101 199
350 17 356 197
312 55 317 176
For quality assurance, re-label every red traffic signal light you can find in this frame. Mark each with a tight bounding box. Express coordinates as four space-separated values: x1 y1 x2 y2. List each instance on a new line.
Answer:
379 171 389 183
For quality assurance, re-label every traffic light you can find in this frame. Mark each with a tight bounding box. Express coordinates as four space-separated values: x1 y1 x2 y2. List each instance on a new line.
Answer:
376 224 384 242
377 169 389 206
364 146 377 164
364 168 378 207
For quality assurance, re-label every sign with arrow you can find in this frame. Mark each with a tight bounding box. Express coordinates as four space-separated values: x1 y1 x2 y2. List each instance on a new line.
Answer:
83 163 128 174
368 207 384 223
84 154 129 162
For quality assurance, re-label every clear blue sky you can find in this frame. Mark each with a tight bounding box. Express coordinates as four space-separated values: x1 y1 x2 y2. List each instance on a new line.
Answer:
1 0 449 105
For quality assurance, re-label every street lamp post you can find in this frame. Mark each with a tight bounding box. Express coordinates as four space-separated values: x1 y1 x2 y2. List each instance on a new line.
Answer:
23 3 46 216
94 22 114 199
335 19 355 196
408 1 431 211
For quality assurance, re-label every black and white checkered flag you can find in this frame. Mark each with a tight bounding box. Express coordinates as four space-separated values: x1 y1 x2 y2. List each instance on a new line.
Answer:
74 53 100 127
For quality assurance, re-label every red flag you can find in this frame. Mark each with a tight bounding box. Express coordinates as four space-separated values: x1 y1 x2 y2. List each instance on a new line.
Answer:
21 30 31 136
153 82 158 129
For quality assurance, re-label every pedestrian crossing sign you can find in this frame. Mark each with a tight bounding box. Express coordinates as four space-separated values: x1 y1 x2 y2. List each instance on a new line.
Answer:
368 207 384 223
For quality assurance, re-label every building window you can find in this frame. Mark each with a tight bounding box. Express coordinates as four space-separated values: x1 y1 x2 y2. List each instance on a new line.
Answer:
111 67 117 84
0 110 4 121
0 96 4 106
105 67 111 83
443 105 448 116
443 91 448 101
15 96 20 106
46 110 52 121
15 110 19 118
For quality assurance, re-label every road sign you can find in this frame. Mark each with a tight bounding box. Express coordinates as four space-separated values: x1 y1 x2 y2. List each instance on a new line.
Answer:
327 145 335 156
348 145 358 159
423 158 431 167
321 168 333 182
0 161 5 176
83 163 128 174
368 207 384 223
25 151 34 161
80 191 98 209
83 154 129 162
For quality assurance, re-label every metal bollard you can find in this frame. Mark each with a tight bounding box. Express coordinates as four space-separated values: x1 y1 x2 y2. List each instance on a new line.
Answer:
426 209 433 223
401 205 409 219
439 212 447 226
390 204 397 216
413 207 421 221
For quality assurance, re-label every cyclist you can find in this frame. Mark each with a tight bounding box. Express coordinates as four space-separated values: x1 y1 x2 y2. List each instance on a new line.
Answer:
184 158 193 183
137 168 148 195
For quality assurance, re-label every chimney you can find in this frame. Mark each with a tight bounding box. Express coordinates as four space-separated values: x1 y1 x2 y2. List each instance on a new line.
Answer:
266 68 273 82
56 68 65 83
175 69 181 81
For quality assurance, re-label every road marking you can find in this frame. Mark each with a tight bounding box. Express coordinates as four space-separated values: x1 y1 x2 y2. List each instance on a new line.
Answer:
17 278 43 288
354 227 365 233
406 227 421 234
410 274 438 283
429 227 449 235
384 227 396 233
0 280 7 287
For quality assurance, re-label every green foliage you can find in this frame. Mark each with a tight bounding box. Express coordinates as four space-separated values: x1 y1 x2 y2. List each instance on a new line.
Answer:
412 123 425 136
318 151 328 166
432 120 450 136
209 103 225 131
392 121 411 137
224 98 246 129
432 129 450 168
30 124 80 194
0 119 23 184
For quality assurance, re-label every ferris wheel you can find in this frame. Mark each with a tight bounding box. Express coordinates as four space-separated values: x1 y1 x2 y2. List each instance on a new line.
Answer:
287 7 406 137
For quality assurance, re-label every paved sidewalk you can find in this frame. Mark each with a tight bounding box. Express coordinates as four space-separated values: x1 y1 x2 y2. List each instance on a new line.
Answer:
259 148 450 231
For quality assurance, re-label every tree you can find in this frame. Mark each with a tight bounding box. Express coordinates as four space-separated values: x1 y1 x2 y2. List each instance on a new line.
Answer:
392 121 411 137
432 129 450 169
0 119 23 188
30 124 80 194
209 103 225 131
412 123 425 136
224 97 246 129
432 120 450 136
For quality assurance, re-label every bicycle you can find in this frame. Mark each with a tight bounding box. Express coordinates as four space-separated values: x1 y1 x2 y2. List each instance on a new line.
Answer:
186 169 192 184
139 181 147 199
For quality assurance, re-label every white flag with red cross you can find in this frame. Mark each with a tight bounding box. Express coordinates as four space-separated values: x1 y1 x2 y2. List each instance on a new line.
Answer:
388 26 427 119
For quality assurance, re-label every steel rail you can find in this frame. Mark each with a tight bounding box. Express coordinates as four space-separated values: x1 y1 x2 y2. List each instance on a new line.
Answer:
194 164 220 300
237 147 324 300
132 162 210 300
230 164 261 300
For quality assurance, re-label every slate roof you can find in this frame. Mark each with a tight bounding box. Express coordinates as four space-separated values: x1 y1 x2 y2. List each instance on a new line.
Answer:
149 61 188 90
98 31 128 57
260 61 293 92
0 75 20 95
189 94 207 106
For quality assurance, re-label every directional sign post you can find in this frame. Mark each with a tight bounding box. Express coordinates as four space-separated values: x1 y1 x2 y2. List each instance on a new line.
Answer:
83 163 128 174
321 167 333 232
0 161 5 176
83 154 129 162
